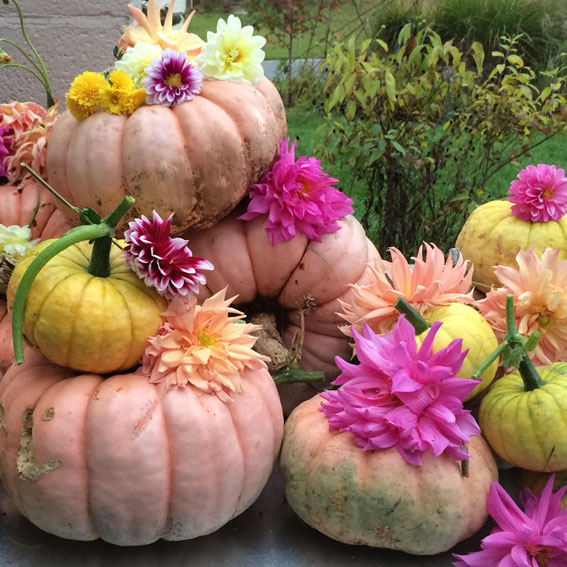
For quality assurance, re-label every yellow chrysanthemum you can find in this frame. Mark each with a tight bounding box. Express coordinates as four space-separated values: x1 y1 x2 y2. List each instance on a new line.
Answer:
108 69 134 91
67 71 106 106
140 288 269 401
65 93 95 122
98 86 132 115
124 88 147 115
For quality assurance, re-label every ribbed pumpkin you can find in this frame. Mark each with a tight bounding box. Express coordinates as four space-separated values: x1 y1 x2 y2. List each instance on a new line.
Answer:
0 349 283 545
479 362 567 472
281 395 498 555
46 78 287 233
0 180 74 241
7 239 166 373
185 212 380 411
455 200 567 289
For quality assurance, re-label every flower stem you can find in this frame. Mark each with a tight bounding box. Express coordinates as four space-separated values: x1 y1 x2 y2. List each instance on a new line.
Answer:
271 363 324 385
394 298 430 334
472 339 508 380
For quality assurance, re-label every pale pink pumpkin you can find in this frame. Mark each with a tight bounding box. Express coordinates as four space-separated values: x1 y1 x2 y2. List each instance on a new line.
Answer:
185 211 380 413
0 349 283 545
46 78 287 233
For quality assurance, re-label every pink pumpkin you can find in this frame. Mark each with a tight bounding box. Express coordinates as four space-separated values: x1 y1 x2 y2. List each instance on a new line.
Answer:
185 212 379 412
46 79 287 233
0 349 283 545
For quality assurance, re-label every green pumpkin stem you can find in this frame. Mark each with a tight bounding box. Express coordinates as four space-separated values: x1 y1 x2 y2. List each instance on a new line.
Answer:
11 195 135 363
394 298 430 334
271 363 324 385
472 294 545 390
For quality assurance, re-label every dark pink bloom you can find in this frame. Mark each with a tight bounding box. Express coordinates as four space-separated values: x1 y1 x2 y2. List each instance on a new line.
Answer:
124 211 213 300
142 49 203 107
454 475 567 566
320 316 480 466
0 125 13 178
239 138 354 245
508 164 567 222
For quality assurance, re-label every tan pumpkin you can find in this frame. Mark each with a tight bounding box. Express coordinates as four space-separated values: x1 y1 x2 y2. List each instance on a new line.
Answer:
46 78 287 233
0 349 284 545
280 394 498 555
185 212 380 413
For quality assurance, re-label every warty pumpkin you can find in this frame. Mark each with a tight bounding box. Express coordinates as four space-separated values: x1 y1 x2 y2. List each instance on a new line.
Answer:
0 349 283 545
280 394 498 555
46 78 287 234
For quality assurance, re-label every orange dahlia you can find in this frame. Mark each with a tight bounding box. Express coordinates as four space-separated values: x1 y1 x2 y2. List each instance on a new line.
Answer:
476 247 567 365
340 243 474 337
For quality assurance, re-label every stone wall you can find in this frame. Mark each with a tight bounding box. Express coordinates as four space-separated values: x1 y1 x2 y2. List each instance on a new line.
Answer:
0 0 139 106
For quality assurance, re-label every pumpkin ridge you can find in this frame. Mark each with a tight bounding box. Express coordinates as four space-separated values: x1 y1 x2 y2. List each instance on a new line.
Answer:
275 239 314 304
524 392 548 468
104 279 136 370
224 390 248 508
541 383 567 450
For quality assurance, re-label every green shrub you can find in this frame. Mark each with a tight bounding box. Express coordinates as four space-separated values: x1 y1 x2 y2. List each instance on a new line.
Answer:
321 28 567 256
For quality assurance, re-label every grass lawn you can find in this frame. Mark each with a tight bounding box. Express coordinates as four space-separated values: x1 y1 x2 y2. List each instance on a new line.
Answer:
190 1 380 60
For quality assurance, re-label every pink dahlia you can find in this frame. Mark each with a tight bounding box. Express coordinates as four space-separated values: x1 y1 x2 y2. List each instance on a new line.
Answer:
454 475 567 566
142 48 203 107
124 211 213 300
508 164 567 222
239 138 354 245
0 126 11 178
320 316 480 466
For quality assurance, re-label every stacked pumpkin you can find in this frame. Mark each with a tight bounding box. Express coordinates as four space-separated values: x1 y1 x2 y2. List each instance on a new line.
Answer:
0 0 382 546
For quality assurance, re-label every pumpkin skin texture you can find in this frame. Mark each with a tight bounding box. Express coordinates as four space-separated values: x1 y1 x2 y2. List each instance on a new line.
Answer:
46 78 287 233
0 298 13 371
420 303 499 400
0 180 74 242
0 349 284 545
479 362 567 472
280 395 498 554
185 212 379 412
455 200 567 289
7 239 167 373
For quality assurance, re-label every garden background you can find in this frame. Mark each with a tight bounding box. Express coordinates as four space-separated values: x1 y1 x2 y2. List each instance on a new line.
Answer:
2 0 566 256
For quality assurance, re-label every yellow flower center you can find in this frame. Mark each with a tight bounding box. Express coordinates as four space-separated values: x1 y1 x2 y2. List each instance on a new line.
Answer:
299 180 311 197
537 313 552 330
535 549 550 566
197 331 217 347
165 74 183 88
542 187 554 200
227 47 243 64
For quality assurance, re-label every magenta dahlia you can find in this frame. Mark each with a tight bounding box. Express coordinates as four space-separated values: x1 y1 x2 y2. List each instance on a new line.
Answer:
124 211 213 300
239 138 354 245
0 125 13 178
508 164 567 222
454 475 567 567
320 316 480 466
142 49 203 107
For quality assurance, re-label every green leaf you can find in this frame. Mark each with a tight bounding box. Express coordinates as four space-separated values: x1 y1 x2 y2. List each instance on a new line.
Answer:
385 70 396 104
375 39 389 53
346 100 356 121
507 54 524 67
471 41 484 75
501 344 525 368
326 83 345 112
397 23 412 46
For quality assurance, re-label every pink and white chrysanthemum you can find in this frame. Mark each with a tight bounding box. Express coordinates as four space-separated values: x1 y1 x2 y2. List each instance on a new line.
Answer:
142 48 203 107
508 164 567 223
124 210 213 300
454 475 567 567
140 289 269 401
340 243 474 337
320 316 480 466
239 137 354 245
477 247 567 365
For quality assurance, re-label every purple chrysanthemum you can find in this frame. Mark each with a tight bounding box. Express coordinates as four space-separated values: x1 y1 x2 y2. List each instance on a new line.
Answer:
454 475 567 566
320 316 481 466
508 164 567 222
0 125 13 178
124 211 213 300
239 138 354 246
142 49 203 107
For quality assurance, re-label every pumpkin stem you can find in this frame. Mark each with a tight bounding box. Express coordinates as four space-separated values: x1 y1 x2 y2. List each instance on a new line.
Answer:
11 196 135 362
472 294 545 390
394 298 430 334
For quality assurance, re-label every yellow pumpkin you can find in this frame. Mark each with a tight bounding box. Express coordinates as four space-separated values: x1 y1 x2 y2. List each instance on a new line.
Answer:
7 238 166 373
455 200 567 289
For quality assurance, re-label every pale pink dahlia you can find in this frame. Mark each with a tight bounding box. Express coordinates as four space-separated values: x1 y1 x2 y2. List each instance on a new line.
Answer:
454 475 567 567
477 247 567 365
239 138 354 245
508 164 567 222
320 316 480 466
142 48 203 107
0 126 11 178
140 289 269 401
124 211 213 299
340 244 473 337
